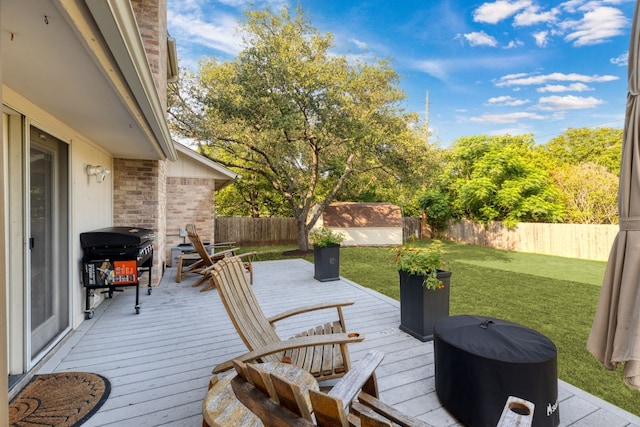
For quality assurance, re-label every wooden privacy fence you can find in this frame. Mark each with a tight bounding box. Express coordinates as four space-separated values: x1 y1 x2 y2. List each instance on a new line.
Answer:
216 216 618 261
444 220 618 261
215 217 297 245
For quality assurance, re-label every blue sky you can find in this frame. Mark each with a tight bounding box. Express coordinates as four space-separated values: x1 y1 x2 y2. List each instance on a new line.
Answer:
167 0 635 147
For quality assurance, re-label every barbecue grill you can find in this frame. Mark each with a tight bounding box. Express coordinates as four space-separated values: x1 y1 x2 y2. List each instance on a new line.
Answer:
80 226 156 318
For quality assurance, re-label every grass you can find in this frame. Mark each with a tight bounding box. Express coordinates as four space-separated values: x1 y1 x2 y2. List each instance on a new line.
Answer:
240 241 640 417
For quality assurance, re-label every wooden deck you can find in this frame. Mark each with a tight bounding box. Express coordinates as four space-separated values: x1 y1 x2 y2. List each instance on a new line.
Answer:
38 259 640 427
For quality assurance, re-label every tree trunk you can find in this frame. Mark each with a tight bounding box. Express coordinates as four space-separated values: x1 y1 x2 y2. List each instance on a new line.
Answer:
421 210 428 239
296 218 309 251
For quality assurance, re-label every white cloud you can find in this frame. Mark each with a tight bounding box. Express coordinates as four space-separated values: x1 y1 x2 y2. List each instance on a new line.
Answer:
537 83 593 92
504 39 524 49
168 9 244 57
514 5 560 26
485 95 530 106
559 0 584 14
413 60 451 81
488 126 532 136
167 0 289 59
351 38 369 49
412 54 537 81
537 95 604 110
460 31 499 47
218 0 287 7
563 6 628 46
533 31 549 47
495 72 619 87
611 51 629 67
470 111 545 123
473 0 532 24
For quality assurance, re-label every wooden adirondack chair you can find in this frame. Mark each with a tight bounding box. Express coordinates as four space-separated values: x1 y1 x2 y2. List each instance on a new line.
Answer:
230 350 535 427
175 223 254 289
230 350 432 427
211 256 364 382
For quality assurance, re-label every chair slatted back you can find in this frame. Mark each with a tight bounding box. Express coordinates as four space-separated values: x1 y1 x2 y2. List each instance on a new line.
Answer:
212 256 283 364
186 224 214 267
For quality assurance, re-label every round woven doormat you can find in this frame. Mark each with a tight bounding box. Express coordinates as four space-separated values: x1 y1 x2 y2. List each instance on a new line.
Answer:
9 372 110 427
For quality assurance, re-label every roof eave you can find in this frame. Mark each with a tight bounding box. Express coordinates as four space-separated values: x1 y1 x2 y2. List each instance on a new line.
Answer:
84 0 177 161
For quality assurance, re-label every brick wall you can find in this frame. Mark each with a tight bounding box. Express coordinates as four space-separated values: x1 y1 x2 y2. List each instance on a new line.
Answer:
130 0 168 108
110 0 170 285
165 177 216 262
113 159 164 285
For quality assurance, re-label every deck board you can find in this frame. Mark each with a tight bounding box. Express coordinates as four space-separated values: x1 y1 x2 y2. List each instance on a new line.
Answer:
37 258 640 427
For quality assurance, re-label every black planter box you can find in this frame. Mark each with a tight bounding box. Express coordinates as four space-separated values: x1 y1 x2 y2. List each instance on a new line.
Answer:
399 270 451 341
313 244 340 282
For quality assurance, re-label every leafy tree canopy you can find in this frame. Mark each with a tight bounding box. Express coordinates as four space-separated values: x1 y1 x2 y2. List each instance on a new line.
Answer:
443 134 565 226
168 5 417 250
551 163 618 224
542 127 622 175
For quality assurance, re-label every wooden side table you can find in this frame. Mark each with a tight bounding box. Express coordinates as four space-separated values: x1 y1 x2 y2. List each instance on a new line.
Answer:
202 363 319 427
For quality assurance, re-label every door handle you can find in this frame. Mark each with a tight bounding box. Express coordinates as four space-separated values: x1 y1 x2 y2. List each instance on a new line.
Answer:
29 237 35 250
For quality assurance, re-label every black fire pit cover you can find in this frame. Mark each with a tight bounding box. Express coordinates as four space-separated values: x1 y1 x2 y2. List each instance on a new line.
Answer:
434 315 559 427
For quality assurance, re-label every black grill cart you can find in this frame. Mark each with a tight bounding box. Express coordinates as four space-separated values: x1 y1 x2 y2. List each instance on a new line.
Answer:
80 227 155 318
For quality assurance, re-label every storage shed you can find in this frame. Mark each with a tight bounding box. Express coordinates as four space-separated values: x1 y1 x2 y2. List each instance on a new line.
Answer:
318 202 403 246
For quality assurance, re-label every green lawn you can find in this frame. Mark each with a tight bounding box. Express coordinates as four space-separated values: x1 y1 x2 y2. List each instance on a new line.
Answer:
241 241 640 416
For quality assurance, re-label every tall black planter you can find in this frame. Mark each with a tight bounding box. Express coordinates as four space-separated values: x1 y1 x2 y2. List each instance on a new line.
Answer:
313 244 340 282
399 270 452 342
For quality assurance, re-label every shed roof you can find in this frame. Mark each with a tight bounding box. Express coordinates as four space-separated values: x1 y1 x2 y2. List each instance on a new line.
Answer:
323 202 403 228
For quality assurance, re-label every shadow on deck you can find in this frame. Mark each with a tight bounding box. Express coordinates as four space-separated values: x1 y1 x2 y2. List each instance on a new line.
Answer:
38 259 640 427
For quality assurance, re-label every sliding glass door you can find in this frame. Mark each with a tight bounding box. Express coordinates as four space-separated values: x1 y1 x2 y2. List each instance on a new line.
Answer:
29 126 69 361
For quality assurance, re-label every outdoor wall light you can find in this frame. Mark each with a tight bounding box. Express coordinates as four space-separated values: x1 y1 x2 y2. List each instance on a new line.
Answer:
86 165 111 184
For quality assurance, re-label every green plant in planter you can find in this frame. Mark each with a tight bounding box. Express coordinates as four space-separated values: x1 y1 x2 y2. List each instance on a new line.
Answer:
309 226 345 247
391 240 446 290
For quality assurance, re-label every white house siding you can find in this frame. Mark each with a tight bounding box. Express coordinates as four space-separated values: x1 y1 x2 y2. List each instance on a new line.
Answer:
4 88 114 331
1 44 8 421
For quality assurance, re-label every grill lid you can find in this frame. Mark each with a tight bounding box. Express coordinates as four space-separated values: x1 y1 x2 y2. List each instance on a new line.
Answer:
80 227 156 248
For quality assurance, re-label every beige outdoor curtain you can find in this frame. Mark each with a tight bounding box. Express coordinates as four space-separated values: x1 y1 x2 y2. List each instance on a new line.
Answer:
587 0 640 389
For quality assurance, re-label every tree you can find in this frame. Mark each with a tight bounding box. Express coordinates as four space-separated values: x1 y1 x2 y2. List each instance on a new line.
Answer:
443 134 565 226
335 122 443 216
214 171 292 217
542 127 622 175
418 189 453 234
551 163 618 224
168 6 413 250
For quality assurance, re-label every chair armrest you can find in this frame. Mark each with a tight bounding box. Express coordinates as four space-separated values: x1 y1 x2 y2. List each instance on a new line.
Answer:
237 252 256 260
213 332 364 374
354 393 435 427
267 301 355 324
211 247 240 259
230 377 316 426
327 350 384 407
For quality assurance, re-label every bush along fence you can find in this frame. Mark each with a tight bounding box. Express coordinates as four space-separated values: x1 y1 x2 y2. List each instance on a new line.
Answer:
215 217 618 261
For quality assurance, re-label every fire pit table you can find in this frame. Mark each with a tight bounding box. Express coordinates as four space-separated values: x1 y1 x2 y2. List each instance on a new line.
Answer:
434 315 559 427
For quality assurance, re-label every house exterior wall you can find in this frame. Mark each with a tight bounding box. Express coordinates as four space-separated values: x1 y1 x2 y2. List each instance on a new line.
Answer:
1 1 175 415
4 88 114 331
113 159 164 284
166 177 216 262
109 0 170 282
0 28 8 422
131 0 168 108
